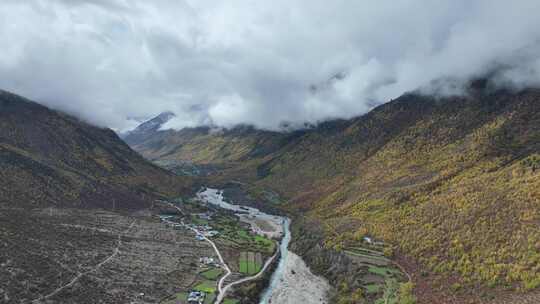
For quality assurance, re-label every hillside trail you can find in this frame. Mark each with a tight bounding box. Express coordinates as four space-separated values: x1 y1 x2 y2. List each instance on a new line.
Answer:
30 220 137 303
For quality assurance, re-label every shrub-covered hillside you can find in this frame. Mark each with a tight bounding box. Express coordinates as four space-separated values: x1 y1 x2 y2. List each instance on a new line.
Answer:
127 87 540 301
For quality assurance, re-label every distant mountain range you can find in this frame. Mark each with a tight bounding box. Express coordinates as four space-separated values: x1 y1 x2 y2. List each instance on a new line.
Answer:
125 85 540 302
121 111 175 143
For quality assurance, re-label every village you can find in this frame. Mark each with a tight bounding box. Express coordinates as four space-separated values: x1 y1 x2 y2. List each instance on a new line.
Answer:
159 213 221 304
157 196 279 304
156 191 400 304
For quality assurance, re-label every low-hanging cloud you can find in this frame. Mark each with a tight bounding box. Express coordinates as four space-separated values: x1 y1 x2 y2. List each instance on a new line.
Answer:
2 0 540 131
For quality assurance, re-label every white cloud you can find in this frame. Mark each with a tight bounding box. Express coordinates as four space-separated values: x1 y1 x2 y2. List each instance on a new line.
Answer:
1 0 540 131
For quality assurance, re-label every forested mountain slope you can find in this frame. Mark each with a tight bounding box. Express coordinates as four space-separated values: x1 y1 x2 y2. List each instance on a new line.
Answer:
127 87 540 300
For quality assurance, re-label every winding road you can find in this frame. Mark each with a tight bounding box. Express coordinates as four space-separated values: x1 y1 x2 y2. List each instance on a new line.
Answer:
215 244 279 304
165 202 278 304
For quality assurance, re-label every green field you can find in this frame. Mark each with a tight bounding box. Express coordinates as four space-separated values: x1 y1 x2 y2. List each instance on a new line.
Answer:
194 280 217 293
239 251 262 275
369 266 391 276
210 216 275 253
345 249 389 261
342 244 407 303
239 261 248 273
223 299 240 304
368 266 402 277
365 284 381 294
254 235 274 249
201 268 223 280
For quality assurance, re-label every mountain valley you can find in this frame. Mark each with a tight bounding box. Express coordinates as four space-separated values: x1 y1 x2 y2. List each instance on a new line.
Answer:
125 86 540 304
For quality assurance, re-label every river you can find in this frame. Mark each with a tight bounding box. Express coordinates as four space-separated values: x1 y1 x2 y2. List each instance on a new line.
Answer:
196 188 330 304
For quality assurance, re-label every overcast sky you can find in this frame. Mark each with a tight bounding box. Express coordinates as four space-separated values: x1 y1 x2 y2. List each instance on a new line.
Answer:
2 0 540 131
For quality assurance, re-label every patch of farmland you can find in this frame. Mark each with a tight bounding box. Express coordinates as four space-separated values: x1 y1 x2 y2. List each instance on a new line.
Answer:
201 268 223 280
342 244 407 304
238 251 263 275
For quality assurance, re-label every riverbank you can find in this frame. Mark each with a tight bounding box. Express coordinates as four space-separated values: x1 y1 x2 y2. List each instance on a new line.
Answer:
197 188 331 304
203 184 412 303
227 248 281 304
262 252 329 304
260 219 330 304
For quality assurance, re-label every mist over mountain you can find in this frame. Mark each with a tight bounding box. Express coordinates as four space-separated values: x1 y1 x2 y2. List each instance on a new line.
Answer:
4 2 540 303
2 1 540 131
121 111 175 140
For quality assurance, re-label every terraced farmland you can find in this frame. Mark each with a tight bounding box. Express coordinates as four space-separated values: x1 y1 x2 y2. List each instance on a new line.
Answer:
239 252 263 275
344 244 409 304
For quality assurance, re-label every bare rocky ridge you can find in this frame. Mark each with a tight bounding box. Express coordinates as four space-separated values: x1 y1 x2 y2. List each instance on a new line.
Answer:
0 90 191 209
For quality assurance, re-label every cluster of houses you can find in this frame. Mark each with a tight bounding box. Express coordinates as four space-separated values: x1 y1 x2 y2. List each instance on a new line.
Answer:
194 230 218 241
159 215 174 221
159 215 184 230
187 223 220 239
199 256 220 267
159 212 221 245
195 212 213 220
204 230 219 237
157 211 221 304
187 290 205 304
363 236 384 246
